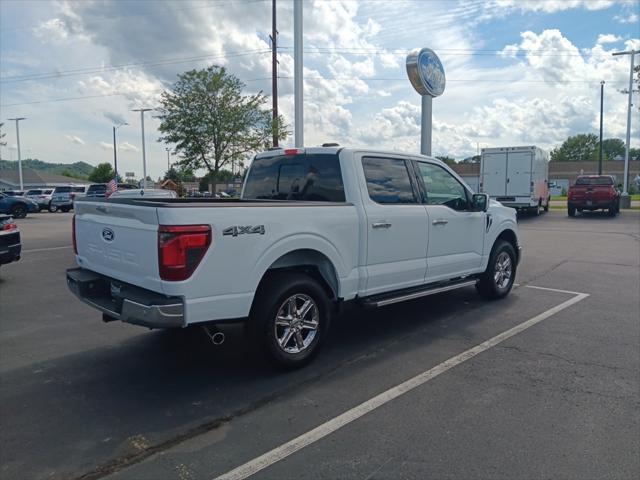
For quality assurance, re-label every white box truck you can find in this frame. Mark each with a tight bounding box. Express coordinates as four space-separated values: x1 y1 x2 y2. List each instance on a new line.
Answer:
480 146 550 215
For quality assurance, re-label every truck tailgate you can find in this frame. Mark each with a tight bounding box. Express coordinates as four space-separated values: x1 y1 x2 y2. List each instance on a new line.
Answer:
74 201 164 293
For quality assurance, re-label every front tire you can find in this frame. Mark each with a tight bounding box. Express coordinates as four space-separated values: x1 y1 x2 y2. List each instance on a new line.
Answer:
248 272 331 370
49 204 58 213
11 204 27 219
477 240 517 300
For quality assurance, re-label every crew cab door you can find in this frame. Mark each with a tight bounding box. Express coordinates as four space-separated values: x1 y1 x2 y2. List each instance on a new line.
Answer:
360 156 428 295
414 161 485 282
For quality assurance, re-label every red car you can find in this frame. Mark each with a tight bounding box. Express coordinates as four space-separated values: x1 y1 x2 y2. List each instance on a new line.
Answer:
567 175 620 217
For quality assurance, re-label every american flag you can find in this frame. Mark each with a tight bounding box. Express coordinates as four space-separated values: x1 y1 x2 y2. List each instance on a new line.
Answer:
106 178 117 197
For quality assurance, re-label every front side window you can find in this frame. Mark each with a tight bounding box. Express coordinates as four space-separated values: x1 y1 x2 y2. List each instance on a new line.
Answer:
243 153 345 202
417 162 469 211
362 157 417 204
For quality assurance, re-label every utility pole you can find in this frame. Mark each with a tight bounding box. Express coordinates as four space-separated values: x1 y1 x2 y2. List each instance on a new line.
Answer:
270 0 279 147
293 0 303 147
7 117 26 191
112 122 128 180
612 50 637 209
132 108 153 189
598 80 604 175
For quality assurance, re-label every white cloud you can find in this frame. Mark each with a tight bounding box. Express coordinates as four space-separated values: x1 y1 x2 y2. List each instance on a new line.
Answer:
484 0 615 14
65 134 85 145
99 142 113 150
597 34 622 44
34 18 68 41
119 142 139 152
614 12 639 23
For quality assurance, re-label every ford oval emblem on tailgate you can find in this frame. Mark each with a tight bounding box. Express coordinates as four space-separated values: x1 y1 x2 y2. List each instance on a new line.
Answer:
102 227 115 242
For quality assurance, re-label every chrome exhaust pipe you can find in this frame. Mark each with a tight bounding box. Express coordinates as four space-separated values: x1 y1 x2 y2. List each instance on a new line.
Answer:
211 331 225 345
202 325 225 346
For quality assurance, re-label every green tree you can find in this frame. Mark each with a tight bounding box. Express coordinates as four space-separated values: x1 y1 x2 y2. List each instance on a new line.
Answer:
599 138 626 160
157 66 289 177
550 133 598 162
0 122 6 148
199 169 234 192
88 163 116 183
435 155 456 165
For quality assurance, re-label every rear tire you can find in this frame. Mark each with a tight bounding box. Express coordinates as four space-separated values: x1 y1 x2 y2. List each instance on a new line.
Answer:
568 205 576 217
608 203 617 217
248 272 331 370
476 240 517 300
48 204 58 213
10 204 27 219
61 206 70 213
543 196 550 212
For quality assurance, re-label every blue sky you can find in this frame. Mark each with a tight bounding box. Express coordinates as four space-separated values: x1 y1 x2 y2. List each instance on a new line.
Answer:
1 0 639 180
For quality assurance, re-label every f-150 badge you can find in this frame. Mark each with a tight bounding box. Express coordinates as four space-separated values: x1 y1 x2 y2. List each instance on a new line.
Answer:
222 225 265 237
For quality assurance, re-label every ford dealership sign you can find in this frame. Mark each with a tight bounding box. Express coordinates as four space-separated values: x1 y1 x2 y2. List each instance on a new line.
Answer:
406 48 446 97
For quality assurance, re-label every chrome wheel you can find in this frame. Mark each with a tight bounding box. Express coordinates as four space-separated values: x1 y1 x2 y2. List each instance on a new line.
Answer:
274 294 319 354
494 251 512 289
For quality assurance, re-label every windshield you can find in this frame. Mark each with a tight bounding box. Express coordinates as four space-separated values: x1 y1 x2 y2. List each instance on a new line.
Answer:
242 153 345 202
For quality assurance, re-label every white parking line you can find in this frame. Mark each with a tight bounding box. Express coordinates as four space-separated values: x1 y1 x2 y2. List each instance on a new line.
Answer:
22 245 72 253
215 287 589 480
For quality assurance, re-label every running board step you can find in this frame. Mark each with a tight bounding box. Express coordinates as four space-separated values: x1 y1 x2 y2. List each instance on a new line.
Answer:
363 279 479 308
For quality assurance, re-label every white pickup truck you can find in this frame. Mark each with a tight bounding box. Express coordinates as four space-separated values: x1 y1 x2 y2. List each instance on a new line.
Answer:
67 147 521 368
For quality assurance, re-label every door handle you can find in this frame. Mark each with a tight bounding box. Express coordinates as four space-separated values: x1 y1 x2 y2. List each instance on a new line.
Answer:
432 219 448 226
372 222 392 229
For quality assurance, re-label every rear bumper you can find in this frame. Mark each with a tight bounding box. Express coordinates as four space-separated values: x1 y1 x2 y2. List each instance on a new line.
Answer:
0 243 21 265
568 200 615 209
66 268 184 328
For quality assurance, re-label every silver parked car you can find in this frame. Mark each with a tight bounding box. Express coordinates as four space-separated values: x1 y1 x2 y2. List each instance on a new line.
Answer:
49 185 87 212
24 189 54 211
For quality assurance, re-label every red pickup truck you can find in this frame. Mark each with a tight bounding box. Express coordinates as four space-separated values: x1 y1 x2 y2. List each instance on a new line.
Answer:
567 175 620 217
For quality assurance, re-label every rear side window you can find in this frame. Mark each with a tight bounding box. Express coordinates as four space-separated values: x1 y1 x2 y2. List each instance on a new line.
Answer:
575 177 613 186
88 184 107 193
72 186 86 192
26 190 42 195
243 154 345 202
362 157 417 204
55 186 72 193
43 190 53 194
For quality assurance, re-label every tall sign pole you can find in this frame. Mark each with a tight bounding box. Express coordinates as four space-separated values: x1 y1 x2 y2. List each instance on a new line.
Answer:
293 0 303 147
271 0 279 147
8 117 26 191
598 80 604 175
612 49 637 209
406 48 446 156
132 108 153 189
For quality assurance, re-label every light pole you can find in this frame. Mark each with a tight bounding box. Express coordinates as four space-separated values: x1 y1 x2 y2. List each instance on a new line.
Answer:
112 122 128 180
7 117 26 190
599 80 604 175
293 0 303 147
132 108 153 189
612 49 638 209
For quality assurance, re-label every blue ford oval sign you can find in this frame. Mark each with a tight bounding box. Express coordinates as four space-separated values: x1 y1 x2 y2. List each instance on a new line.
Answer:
406 48 446 97
102 227 114 242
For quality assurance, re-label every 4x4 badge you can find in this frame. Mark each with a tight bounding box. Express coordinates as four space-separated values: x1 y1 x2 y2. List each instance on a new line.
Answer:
223 225 265 237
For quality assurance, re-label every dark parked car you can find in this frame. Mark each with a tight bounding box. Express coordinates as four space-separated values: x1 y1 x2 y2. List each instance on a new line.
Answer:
0 214 21 267
2 190 25 196
0 192 39 218
567 175 620 217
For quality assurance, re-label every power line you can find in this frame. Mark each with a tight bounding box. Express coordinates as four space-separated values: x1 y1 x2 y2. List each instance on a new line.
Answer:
1 49 271 83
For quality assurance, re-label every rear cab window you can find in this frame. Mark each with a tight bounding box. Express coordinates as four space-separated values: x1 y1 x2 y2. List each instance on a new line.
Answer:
243 152 345 202
362 157 417 204
575 177 613 186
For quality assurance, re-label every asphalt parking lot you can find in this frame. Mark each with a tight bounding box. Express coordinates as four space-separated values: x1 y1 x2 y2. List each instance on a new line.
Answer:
0 210 638 480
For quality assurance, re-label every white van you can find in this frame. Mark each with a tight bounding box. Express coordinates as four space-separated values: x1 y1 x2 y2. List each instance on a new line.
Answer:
480 146 550 215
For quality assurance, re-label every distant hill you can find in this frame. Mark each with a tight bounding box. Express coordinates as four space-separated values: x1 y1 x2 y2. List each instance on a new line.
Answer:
0 159 93 180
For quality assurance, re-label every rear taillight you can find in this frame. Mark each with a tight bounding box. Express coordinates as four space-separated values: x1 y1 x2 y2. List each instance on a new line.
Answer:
158 225 212 281
72 214 77 254
1 222 17 231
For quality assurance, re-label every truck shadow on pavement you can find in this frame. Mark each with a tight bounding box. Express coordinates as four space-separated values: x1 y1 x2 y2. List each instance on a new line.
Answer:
2 287 517 480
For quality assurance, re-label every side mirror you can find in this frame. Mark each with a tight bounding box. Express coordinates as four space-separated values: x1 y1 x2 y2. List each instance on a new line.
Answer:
472 193 489 212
